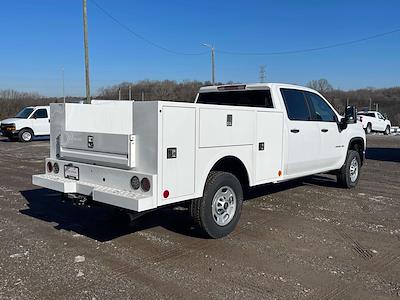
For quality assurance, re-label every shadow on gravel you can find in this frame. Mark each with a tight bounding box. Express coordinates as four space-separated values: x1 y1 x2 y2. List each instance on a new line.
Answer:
0 136 49 142
20 188 202 242
366 147 400 163
20 174 338 241
244 174 338 200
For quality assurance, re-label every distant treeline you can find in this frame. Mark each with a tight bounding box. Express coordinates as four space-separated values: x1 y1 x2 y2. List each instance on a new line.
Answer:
1 80 400 125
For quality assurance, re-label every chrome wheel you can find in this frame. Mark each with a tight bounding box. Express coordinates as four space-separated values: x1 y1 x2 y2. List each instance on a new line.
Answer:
22 131 32 141
212 186 237 226
349 157 359 182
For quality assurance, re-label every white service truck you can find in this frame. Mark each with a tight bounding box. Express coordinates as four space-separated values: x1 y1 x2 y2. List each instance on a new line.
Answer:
0 106 50 142
33 83 366 238
357 111 391 134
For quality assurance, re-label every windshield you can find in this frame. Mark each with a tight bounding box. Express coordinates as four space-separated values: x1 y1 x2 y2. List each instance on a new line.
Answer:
15 107 34 119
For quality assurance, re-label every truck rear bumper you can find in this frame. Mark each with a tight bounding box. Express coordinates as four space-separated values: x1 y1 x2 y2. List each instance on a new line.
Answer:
32 174 154 212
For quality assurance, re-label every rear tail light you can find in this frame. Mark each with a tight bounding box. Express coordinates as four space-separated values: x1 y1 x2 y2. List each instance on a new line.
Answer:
130 176 140 190
141 177 151 192
47 161 53 173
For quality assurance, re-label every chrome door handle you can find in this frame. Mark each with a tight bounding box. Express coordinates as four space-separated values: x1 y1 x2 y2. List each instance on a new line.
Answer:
290 129 300 133
321 129 328 132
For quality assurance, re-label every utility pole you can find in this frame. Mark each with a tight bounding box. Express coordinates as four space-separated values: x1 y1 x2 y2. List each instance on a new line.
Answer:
375 103 379 111
129 85 132 100
346 97 349 107
369 97 372 110
259 65 266 83
202 43 215 84
118 88 121 100
83 0 91 103
62 67 65 104
141 91 144 101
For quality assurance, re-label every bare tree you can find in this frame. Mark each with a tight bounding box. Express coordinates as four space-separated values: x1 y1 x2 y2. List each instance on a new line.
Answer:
307 79 333 93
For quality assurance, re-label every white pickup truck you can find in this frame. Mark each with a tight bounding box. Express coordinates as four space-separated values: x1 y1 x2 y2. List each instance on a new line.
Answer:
32 83 366 238
357 111 391 135
0 106 50 142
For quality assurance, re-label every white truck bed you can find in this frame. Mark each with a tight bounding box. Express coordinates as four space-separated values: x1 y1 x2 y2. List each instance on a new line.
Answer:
33 99 284 211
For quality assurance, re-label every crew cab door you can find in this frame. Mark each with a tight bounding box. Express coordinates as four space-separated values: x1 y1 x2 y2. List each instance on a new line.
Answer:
30 108 50 135
281 89 321 175
304 91 344 169
376 112 386 131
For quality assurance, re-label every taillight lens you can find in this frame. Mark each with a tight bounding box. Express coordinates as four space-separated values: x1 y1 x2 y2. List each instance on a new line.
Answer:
53 163 59 174
130 176 140 190
47 161 53 173
141 177 151 192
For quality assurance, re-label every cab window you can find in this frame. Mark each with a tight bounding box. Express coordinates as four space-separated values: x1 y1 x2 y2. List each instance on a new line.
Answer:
305 92 337 122
32 109 48 119
280 89 310 121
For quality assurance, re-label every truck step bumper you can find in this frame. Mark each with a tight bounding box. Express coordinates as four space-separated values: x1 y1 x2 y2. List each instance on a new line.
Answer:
32 174 154 212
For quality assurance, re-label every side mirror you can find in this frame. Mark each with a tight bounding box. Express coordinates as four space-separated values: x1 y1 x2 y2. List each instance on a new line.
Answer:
345 105 357 124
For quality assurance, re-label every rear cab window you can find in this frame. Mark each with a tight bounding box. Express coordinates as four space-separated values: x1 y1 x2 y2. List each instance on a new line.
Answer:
197 90 274 108
280 89 310 121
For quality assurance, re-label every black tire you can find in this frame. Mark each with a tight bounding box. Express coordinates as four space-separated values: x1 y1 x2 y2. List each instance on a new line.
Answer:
365 123 372 134
337 150 361 188
18 129 33 142
384 126 390 135
190 171 243 239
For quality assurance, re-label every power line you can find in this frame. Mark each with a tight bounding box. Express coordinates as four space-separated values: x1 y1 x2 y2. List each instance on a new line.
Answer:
87 1 400 57
89 0 208 56
216 28 400 56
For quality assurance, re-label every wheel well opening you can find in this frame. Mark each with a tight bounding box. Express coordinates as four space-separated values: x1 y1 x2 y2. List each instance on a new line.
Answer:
211 156 249 188
349 138 364 164
20 127 34 134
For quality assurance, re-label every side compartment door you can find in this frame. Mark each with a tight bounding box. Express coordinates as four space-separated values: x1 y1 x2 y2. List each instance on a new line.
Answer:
255 111 283 182
162 106 196 201
281 88 321 175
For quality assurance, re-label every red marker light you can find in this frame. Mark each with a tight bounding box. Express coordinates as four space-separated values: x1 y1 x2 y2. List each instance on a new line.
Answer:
163 190 170 198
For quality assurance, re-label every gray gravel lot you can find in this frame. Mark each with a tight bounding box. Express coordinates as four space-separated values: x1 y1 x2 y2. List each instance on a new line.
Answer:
0 135 399 299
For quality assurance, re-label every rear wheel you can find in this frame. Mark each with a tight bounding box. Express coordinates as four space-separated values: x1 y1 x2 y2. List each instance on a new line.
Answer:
384 126 390 135
337 150 361 188
18 129 33 142
190 171 243 238
365 123 372 134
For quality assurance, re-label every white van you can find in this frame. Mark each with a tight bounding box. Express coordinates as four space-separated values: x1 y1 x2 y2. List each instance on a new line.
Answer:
0 106 50 142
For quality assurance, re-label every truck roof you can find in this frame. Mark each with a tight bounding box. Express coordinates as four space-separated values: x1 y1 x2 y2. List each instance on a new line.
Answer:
26 105 50 109
198 83 315 93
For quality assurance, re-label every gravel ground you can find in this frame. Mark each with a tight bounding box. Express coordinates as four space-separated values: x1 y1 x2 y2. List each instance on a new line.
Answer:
0 135 399 299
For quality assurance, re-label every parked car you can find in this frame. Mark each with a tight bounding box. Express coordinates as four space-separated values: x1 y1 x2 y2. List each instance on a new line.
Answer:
33 83 365 238
357 111 391 135
0 106 50 142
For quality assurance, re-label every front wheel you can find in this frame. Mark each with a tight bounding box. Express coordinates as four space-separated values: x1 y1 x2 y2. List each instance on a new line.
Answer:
190 171 243 238
337 150 361 188
384 126 390 135
18 129 33 142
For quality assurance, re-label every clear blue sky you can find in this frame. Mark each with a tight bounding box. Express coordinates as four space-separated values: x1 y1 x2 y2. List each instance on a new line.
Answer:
0 0 399 97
